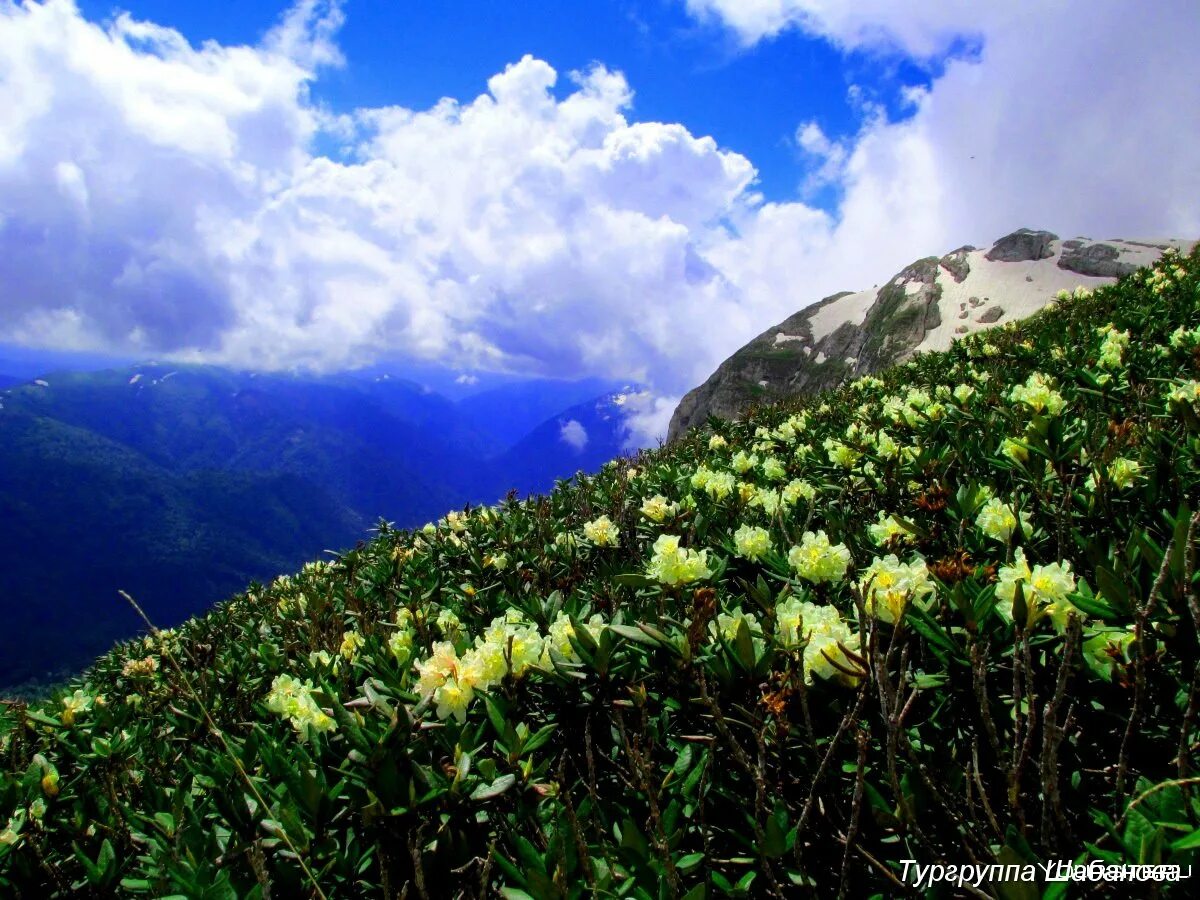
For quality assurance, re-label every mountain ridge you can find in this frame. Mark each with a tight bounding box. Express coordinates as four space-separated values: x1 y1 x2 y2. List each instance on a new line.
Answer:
668 229 1196 440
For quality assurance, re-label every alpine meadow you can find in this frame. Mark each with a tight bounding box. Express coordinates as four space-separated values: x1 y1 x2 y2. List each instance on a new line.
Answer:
5 248 1200 896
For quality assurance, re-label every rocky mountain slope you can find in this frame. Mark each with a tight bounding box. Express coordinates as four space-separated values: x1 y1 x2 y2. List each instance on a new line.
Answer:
668 229 1194 440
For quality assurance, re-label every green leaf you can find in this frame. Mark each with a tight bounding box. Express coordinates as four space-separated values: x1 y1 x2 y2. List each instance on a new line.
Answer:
456 750 472 783
762 810 787 858
1171 827 1200 851
471 774 517 801
24 710 64 729
1010 580 1028 629
1068 583 1119 619
906 604 962 658
732 617 756 671
609 624 660 646
485 695 515 744
153 811 176 837
618 817 650 861
521 724 557 756
671 743 695 778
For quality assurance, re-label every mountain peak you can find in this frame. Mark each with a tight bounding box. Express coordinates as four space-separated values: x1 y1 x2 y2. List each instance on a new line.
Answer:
667 231 1195 441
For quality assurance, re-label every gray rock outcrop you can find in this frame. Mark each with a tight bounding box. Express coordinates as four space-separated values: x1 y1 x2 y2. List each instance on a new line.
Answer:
1057 242 1138 278
939 246 975 282
984 228 1059 262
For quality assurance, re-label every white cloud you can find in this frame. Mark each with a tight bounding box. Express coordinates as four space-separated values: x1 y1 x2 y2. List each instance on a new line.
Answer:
1 0 1199 450
794 120 848 195
454 373 479 386
559 418 588 451
684 0 999 56
0 4 758 393
618 390 676 451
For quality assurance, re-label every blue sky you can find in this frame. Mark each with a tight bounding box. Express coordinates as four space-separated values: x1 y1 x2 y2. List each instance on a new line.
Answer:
3 0 1200 442
76 0 936 205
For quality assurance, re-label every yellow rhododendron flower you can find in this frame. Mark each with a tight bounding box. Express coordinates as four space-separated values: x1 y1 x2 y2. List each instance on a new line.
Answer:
701 470 736 500
543 611 579 662
749 487 781 516
761 456 787 481
868 512 914 546
975 497 1030 543
436 609 462 635
824 438 860 469
60 689 92 726
713 609 761 643
640 494 677 522
731 451 758 474
1009 373 1065 416
788 531 852 584
732 524 772 561
434 678 474 724
386 626 413 664
781 478 816 506
995 548 1080 631
1096 325 1130 370
776 598 861 685
1082 627 1136 680
857 555 933 624
339 630 365 661
1107 457 1141 489
266 675 336 741
874 429 900 460
646 534 712 586
582 515 620 547
1001 437 1029 463
415 641 461 697
1166 380 1200 406
0 816 21 847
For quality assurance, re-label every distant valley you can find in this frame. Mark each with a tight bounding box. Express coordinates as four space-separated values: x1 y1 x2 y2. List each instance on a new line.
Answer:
0 363 638 691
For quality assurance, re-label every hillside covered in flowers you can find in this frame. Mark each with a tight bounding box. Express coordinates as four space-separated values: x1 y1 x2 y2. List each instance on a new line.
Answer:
4 249 1200 896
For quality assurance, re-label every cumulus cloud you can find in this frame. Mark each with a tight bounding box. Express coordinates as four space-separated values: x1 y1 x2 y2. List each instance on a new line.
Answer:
1 0 1199 447
558 418 588 451
0 2 761 394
